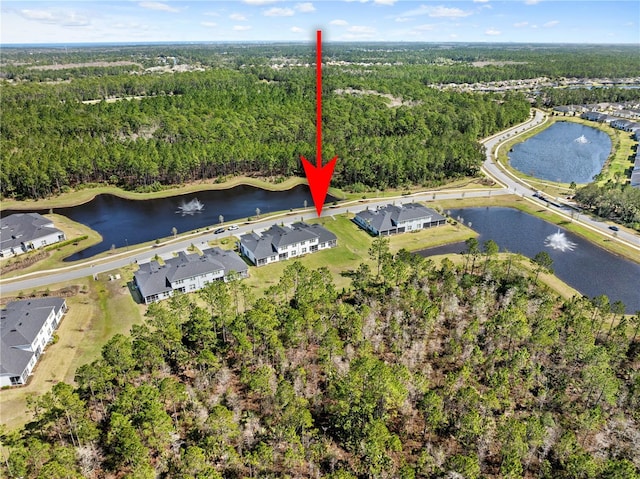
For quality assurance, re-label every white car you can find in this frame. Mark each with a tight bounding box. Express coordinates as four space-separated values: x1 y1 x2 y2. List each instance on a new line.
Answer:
228 224 239 231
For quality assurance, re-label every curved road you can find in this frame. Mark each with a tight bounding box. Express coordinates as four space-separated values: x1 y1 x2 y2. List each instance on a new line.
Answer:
1 110 638 294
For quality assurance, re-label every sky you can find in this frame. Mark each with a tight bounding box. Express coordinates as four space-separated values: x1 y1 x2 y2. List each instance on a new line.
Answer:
1 1 639 44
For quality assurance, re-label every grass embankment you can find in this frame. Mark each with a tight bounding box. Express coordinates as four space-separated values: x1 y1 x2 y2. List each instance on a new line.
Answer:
0 176 348 211
435 195 640 264
0 272 143 431
243 214 476 294
0 214 102 279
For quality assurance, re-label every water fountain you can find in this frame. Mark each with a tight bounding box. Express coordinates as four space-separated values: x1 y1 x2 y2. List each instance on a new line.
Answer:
574 134 589 144
177 198 205 216
544 229 577 252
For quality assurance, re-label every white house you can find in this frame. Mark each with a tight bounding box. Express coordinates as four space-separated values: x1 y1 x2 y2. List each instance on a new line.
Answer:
134 247 248 304
239 222 337 267
354 203 447 236
0 297 67 387
0 213 65 258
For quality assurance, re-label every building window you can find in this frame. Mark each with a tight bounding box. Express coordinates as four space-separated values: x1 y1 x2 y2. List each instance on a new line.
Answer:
320 242 326 248
302 248 307 253
270 255 276 261
10 376 22 386
279 253 287 260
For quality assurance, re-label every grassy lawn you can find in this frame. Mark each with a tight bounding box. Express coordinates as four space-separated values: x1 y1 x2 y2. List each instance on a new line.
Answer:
243 213 476 294
435 195 640 264
0 270 142 431
0 214 102 279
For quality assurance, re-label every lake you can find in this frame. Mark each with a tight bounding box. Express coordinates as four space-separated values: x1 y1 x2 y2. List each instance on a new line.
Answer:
418 207 640 313
2 185 333 261
509 122 611 184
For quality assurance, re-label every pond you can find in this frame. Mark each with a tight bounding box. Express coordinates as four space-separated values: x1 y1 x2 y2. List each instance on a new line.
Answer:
418 207 640 313
2 185 333 261
508 122 611 184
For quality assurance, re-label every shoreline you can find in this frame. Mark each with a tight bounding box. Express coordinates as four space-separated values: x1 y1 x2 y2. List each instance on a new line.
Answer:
0 176 343 212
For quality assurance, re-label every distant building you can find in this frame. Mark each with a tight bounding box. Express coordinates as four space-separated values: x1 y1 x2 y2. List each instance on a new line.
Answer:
354 203 446 236
581 111 606 122
134 247 248 304
0 213 65 258
239 222 337 267
0 297 67 387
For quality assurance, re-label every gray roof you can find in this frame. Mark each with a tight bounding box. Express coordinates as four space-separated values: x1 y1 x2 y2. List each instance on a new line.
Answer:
1 297 65 377
292 222 337 244
356 203 445 233
201 247 249 276
0 213 63 252
135 262 173 300
239 222 336 261
134 248 247 299
631 170 640 188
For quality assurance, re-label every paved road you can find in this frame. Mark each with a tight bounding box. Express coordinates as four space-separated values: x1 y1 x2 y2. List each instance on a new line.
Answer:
481 109 640 251
2 109 638 294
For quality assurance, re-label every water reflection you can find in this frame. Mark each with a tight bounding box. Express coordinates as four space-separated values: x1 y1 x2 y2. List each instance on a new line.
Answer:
419 207 640 313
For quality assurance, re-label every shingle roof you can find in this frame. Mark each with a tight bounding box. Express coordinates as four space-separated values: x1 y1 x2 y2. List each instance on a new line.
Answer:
0 297 65 377
0 213 63 252
134 248 247 299
292 222 337 244
165 251 225 283
201 247 249 275
356 203 445 233
239 222 336 261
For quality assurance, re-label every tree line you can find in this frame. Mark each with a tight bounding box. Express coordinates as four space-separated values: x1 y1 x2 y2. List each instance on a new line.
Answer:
574 182 640 231
2 247 639 478
1 67 529 199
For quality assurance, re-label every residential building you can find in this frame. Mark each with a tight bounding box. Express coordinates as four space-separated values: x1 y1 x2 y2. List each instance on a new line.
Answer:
239 222 337 267
134 247 248 304
0 213 65 258
0 297 67 387
354 203 446 236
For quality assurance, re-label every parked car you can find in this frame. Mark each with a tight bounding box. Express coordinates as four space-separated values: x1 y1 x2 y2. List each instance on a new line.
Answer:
609 225 619 232
228 224 239 231
214 227 225 234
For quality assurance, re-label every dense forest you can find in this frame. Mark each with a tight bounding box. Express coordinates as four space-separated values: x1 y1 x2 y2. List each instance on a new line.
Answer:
2 247 639 478
0 65 529 199
574 182 640 230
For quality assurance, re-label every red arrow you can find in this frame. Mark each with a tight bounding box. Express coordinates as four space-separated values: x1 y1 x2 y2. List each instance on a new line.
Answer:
301 30 337 217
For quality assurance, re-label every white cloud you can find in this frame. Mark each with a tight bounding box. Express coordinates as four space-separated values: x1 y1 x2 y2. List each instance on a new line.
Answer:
543 20 559 27
524 0 542 4
348 25 376 33
291 26 304 32
18 9 90 26
330 19 349 26
234 25 252 31
138 2 180 13
203 11 220 17
243 0 281 4
513 21 529 27
295 2 316 13
473 0 490 2
413 24 434 31
398 5 473 19
264 7 295 16
485 28 501 35
344 0 397 3
229 13 247 21
201 21 217 28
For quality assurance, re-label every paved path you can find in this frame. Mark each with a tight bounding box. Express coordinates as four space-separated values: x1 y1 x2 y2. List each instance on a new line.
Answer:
481 109 640 251
2 110 638 294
